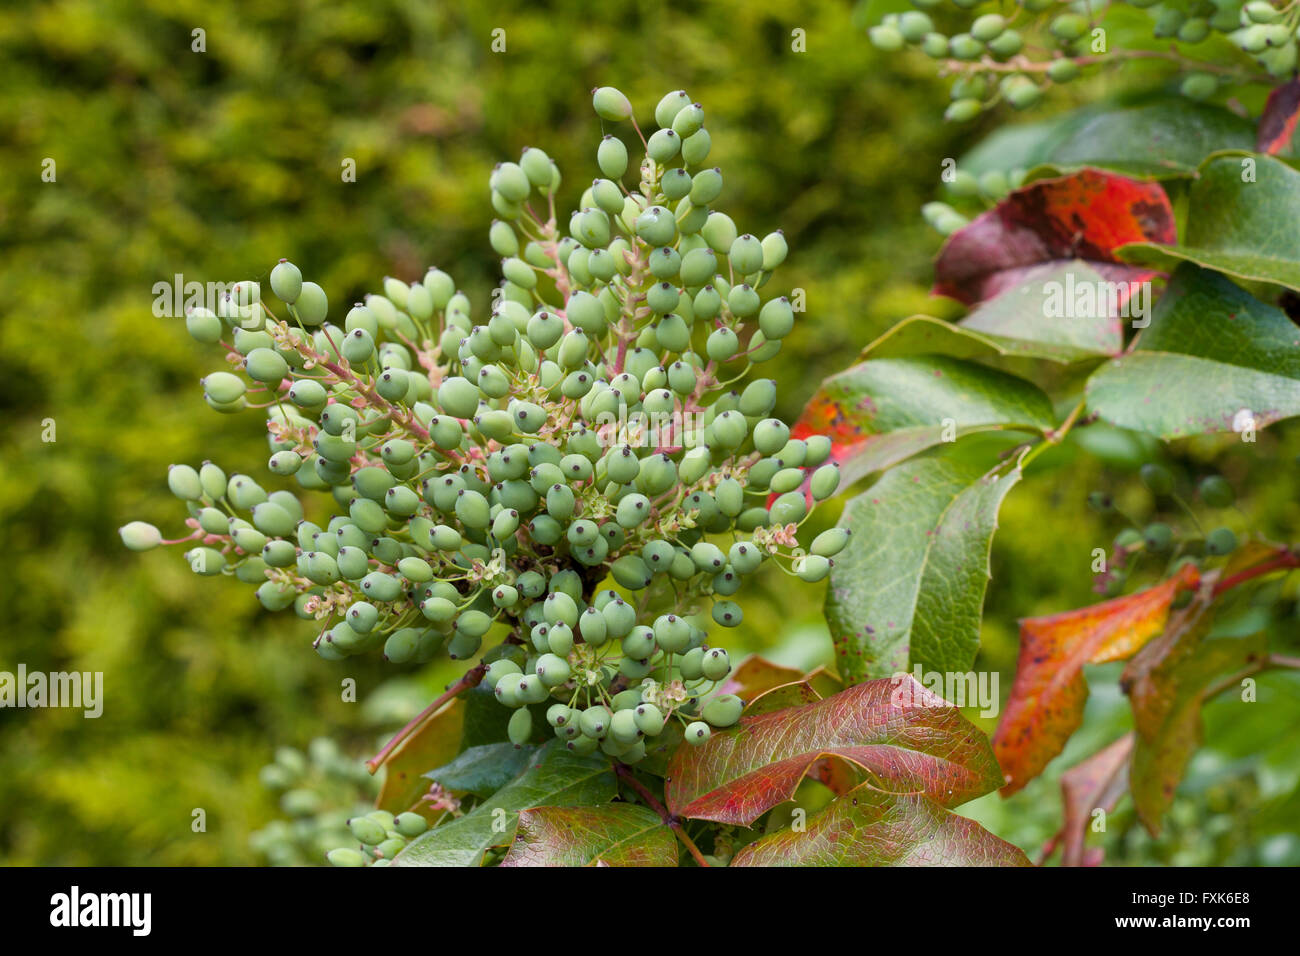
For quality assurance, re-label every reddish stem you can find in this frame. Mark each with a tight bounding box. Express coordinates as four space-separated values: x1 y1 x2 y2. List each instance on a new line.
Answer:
1212 548 1300 596
614 763 711 867
366 664 486 774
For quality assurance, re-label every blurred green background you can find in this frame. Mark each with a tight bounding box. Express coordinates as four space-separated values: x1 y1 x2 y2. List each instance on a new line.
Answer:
1 0 1297 865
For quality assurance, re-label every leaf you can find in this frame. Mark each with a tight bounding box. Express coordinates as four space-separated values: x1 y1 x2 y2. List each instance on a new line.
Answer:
665 676 1003 826
717 655 804 700
1052 734 1134 868
498 804 677 867
792 356 1053 493
375 698 465 814
1085 264 1300 438
1023 100 1257 180
1120 153 1300 292
826 455 1024 682
425 742 536 799
1122 587 1269 834
958 100 1256 181
992 563 1201 795
864 266 1124 366
393 741 615 867
1258 78 1300 155
933 169 1176 306
745 680 822 715
730 785 1030 867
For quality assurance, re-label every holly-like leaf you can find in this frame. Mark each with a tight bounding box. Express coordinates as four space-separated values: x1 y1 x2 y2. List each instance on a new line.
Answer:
425 742 536 799
1122 587 1269 834
375 698 465 814
792 357 1052 495
394 741 614 867
1052 734 1134 867
933 169 1176 305
665 676 1003 826
1086 264 1300 439
993 563 1201 795
864 265 1124 366
1258 78 1300 155
730 785 1030 867
959 100 1256 181
498 804 677 867
826 455 1024 682
1025 100 1257 180
1120 153 1300 291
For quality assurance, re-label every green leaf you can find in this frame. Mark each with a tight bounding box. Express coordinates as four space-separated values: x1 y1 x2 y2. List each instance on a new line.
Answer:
958 100 1255 181
1124 588 1269 835
665 676 1004 826
730 786 1030 866
865 264 1123 366
1086 264 1300 438
393 741 614 867
1120 153 1300 291
426 742 536 798
826 454 1024 682
792 356 1054 491
499 804 677 867
1023 101 1256 180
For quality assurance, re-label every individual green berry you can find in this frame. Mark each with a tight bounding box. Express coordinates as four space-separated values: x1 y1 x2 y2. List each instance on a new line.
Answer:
685 721 712 745
1205 527 1238 556
327 847 368 867
869 24 906 51
945 98 983 123
1198 476 1235 508
592 86 633 121
597 135 628 179
1050 13 1089 41
1140 463 1174 496
702 694 744 728
508 708 533 746
119 521 163 552
1143 522 1174 553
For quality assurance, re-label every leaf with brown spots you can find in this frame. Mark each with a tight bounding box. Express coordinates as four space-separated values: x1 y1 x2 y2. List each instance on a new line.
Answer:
993 562 1200 795
376 698 465 814
498 804 677 867
730 785 1031 867
933 168 1175 306
665 675 1002 826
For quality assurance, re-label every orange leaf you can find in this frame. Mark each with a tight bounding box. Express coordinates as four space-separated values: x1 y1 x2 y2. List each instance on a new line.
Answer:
993 563 1199 795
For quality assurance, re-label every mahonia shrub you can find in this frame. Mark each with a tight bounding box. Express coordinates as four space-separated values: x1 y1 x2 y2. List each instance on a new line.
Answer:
122 86 849 848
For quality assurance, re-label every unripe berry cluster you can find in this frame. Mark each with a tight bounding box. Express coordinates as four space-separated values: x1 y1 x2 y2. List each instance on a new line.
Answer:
1088 464 1240 597
868 0 1287 122
123 88 849 758
249 738 380 866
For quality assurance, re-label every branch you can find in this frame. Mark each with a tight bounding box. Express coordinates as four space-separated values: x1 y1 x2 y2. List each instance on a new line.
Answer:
1212 547 1300 596
366 663 487 774
614 763 711 867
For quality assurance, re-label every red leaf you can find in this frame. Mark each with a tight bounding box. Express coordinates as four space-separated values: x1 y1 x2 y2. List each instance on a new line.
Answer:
730 786 1031 867
933 169 1176 305
1258 78 1300 155
993 563 1199 795
666 676 1002 826
1051 734 1133 867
